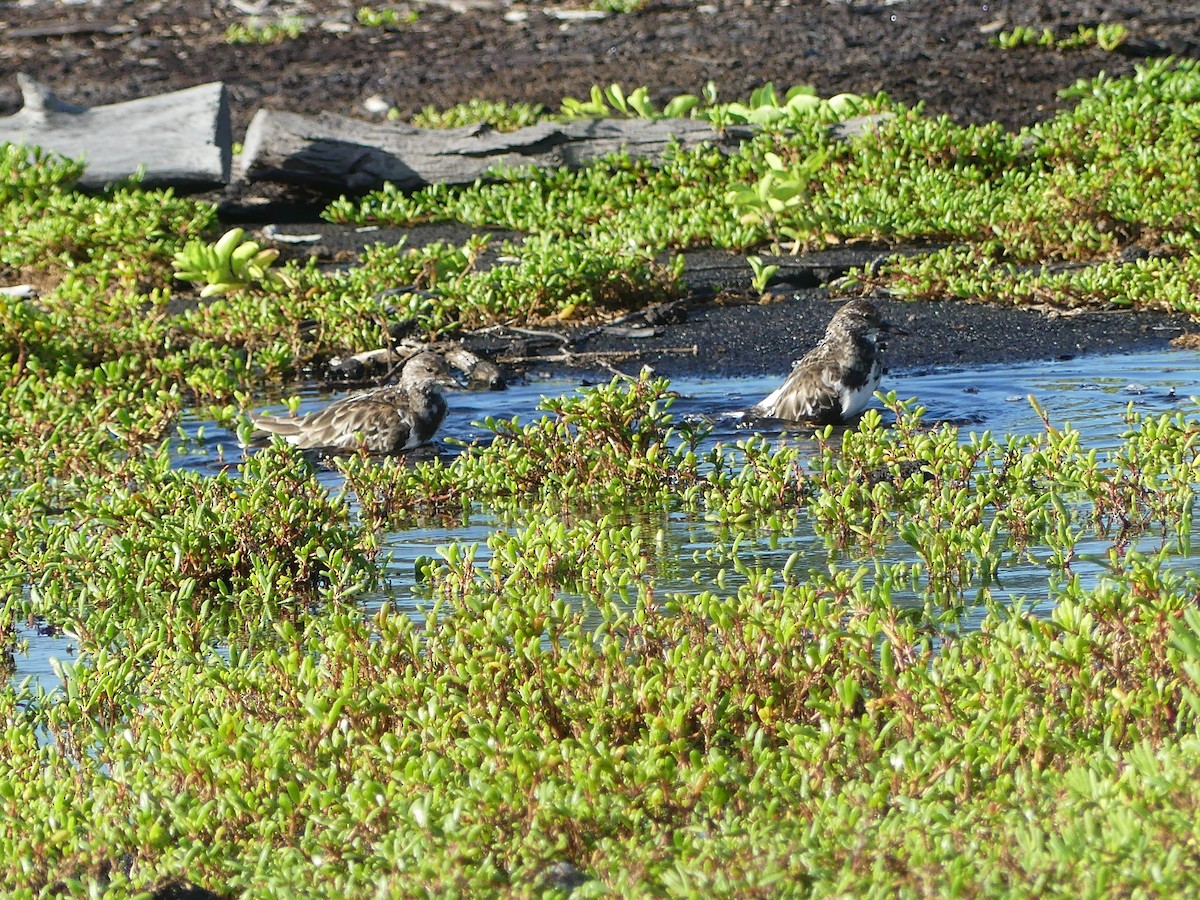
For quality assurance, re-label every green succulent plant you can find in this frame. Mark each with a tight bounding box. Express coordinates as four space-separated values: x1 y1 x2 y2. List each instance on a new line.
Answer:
224 15 307 44
172 228 286 298
6 66 1200 896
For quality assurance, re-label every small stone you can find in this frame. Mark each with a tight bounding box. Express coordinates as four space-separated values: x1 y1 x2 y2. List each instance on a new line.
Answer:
643 302 688 326
363 94 392 115
539 860 588 892
544 7 609 20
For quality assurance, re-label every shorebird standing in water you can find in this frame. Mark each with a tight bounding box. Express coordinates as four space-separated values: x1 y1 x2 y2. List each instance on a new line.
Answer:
250 351 459 454
751 299 907 424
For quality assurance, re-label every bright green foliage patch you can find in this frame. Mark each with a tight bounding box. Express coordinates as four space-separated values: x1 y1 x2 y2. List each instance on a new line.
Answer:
224 16 307 45
0 186 213 294
402 81 881 133
847 244 1200 316
16 445 374 654
558 81 879 128
325 141 773 250
0 360 183 483
4 68 1200 895
173 227 286 298
737 61 1200 267
334 62 1200 314
410 98 545 132
5 375 1200 894
836 59 1200 308
356 5 419 28
995 22 1129 52
0 144 82 203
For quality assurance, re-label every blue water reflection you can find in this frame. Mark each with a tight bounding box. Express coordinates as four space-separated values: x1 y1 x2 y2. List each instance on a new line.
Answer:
13 349 1200 688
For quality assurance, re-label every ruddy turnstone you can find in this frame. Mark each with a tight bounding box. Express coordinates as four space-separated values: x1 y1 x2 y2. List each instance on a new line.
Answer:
751 299 907 423
250 351 458 453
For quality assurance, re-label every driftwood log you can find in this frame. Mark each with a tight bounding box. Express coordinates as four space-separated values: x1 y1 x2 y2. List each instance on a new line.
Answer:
238 109 892 194
238 110 757 193
0 74 232 190
0 73 888 196
327 342 505 391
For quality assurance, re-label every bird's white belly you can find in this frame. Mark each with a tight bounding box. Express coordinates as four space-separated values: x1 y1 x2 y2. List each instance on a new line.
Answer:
840 372 880 418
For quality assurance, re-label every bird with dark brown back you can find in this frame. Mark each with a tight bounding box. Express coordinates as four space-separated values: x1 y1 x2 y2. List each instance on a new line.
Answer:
249 351 458 454
750 299 907 424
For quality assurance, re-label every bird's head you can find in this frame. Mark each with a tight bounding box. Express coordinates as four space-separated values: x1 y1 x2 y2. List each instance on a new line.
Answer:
831 299 909 337
400 352 461 390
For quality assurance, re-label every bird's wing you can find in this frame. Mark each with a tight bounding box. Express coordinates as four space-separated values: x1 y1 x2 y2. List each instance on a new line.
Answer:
752 355 844 423
304 392 408 452
248 413 307 448
252 387 408 452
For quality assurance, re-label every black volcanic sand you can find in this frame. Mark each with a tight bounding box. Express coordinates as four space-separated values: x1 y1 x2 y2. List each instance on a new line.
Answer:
259 222 1198 381
3 0 1200 379
563 249 1195 379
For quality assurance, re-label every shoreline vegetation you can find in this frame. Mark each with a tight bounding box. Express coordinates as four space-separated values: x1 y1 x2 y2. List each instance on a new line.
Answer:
3 57 1200 895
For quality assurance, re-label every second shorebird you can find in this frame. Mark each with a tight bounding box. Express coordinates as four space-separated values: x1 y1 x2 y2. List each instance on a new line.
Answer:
250 351 458 454
751 299 907 424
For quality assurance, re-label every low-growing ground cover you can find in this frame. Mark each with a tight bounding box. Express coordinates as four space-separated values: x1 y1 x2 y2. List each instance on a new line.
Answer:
2 65 1200 896
331 60 1200 318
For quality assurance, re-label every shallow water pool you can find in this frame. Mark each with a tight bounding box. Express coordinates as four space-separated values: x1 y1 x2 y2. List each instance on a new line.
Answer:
16 349 1200 689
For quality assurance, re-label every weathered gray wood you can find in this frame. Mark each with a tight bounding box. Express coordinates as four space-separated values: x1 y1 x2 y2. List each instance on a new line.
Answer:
238 110 756 193
327 342 505 390
0 74 232 190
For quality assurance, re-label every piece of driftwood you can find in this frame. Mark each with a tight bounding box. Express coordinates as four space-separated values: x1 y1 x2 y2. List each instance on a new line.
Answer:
498 345 699 365
238 111 757 193
441 345 505 390
326 343 505 390
0 74 232 190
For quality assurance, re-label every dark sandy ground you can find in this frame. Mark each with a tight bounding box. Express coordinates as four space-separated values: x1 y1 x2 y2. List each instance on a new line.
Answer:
3 0 1199 380
570 249 1194 379
566 286 1192 381
263 221 1197 383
